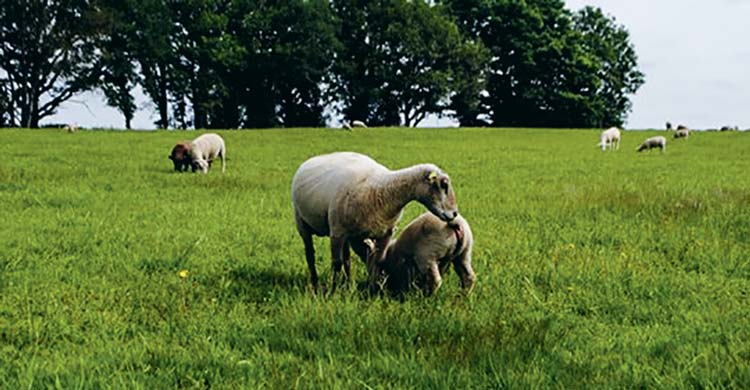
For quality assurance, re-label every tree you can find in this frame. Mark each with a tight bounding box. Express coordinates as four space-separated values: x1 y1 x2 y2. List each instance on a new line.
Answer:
333 0 485 127
229 0 339 128
573 6 644 128
443 0 643 128
0 0 101 128
126 0 175 129
97 0 139 129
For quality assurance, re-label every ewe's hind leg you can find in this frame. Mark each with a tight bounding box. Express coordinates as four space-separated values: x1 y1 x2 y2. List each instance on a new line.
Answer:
295 214 319 288
220 149 226 173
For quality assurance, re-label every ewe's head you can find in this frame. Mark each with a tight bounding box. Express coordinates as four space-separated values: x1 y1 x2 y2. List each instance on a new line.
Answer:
194 159 210 173
416 166 459 224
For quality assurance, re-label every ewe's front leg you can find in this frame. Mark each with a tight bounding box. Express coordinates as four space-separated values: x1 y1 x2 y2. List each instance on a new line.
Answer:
367 233 393 293
342 240 352 284
330 235 346 292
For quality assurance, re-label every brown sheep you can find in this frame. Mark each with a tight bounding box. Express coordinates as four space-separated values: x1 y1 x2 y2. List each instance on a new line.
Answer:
169 141 193 172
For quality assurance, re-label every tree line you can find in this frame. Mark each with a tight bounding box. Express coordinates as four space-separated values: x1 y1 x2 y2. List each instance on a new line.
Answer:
0 0 644 129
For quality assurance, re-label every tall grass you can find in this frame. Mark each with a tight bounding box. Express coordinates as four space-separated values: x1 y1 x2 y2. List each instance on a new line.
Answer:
0 128 748 388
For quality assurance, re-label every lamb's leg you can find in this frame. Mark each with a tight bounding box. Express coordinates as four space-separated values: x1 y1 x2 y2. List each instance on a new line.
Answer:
452 252 476 294
295 214 318 289
330 235 346 292
423 262 442 296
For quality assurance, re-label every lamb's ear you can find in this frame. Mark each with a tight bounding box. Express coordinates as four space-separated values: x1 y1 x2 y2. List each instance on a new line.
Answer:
426 171 438 183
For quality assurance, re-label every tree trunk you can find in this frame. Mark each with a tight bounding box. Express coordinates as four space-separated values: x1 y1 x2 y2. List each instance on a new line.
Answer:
156 63 169 129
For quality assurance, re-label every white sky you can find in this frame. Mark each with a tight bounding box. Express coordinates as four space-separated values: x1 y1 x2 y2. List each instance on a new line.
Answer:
45 0 750 130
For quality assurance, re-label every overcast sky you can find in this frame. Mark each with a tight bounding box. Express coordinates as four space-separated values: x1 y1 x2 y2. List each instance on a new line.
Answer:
46 0 750 130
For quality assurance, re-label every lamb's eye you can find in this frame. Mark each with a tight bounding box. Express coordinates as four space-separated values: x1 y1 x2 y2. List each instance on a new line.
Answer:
440 180 449 192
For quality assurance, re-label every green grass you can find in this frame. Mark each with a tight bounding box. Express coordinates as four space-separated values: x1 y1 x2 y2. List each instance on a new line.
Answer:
0 127 748 389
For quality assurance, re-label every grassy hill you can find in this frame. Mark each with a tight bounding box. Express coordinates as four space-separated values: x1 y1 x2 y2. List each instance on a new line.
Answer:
0 127 748 388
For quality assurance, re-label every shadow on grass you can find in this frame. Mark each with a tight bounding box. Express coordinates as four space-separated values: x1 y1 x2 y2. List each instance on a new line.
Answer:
217 265 309 302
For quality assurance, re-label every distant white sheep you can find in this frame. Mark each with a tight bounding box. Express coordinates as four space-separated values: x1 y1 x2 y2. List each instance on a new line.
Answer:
637 136 666 152
351 120 368 128
291 152 459 291
673 129 689 139
189 133 226 173
367 212 475 296
65 124 78 133
598 127 621 151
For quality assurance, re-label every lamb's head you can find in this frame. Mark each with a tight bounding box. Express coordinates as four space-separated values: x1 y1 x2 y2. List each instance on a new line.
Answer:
416 166 459 224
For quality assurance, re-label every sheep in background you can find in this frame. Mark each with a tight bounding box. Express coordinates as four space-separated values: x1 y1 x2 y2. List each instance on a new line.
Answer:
366 212 475 296
351 120 368 128
598 127 621 151
189 133 226 173
291 152 459 291
65 124 78 133
673 129 690 139
637 136 667 152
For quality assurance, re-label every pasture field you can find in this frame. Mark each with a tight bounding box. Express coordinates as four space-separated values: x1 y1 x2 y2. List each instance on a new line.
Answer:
0 127 749 389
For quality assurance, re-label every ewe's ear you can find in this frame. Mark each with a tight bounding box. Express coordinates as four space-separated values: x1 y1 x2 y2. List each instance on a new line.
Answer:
425 171 438 183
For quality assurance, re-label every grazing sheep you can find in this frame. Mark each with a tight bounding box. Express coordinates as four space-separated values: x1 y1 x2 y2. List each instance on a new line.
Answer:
366 212 475 296
351 120 368 128
65 124 78 133
677 124 688 130
598 127 621 151
666 122 672 130
168 141 193 172
673 129 690 139
342 122 353 131
189 133 226 174
637 136 666 152
291 152 459 290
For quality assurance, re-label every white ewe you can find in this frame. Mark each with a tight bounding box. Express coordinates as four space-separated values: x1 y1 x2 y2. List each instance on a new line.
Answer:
637 136 666 152
598 127 621 151
189 133 226 173
351 120 368 128
291 152 459 290
673 129 689 139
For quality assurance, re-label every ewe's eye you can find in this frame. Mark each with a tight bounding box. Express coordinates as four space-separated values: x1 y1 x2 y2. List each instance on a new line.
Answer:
440 179 449 192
